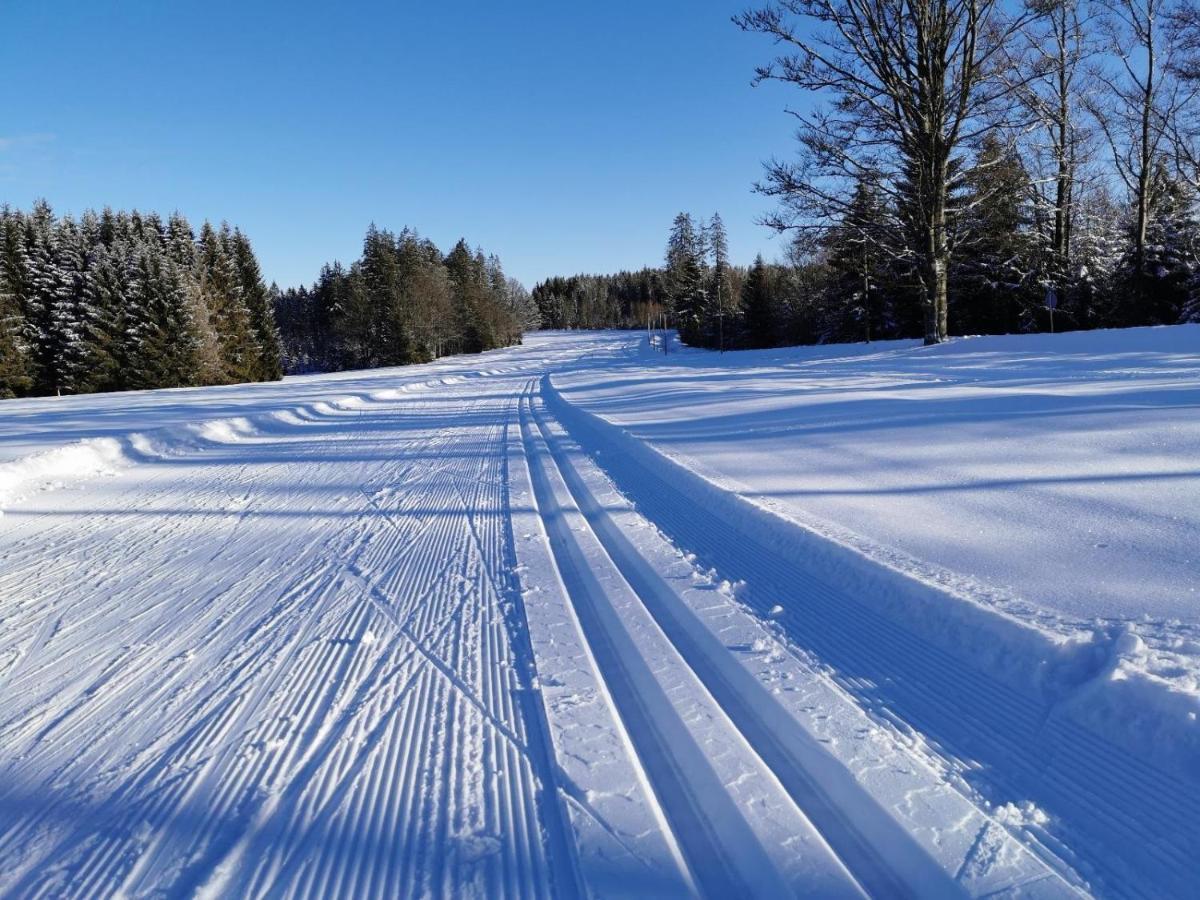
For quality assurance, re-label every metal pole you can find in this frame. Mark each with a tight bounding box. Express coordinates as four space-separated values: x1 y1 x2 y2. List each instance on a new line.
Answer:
718 277 724 353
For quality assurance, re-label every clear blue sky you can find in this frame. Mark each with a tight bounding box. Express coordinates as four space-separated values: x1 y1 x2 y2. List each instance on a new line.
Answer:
0 1 798 289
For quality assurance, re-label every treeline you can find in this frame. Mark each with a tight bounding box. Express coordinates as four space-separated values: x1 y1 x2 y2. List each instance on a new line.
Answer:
539 170 1197 353
530 269 665 330
0 202 281 399
274 226 539 373
719 0 1200 345
661 147 1198 351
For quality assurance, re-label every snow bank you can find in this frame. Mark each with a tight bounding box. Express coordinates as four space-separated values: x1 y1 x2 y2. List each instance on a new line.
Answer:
0 437 130 515
0 416 265 515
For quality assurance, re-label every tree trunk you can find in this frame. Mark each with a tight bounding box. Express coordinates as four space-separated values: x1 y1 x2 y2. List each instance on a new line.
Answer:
923 174 950 345
1052 4 1073 292
1135 9 1156 278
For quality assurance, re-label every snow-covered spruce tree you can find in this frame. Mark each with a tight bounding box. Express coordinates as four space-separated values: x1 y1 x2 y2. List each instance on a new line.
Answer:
664 212 709 345
198 222 256 384
230 228 283 381
359 224 412 369
951 136 1042 334
820 176 897 343
471 247 510 351
737 0 1039 344
20 200 68 394
486 254 522 347
445 239 495 355
75 239 129 393
397 231 453 361
1067 184 1126 327
1111 163 1200 324
123 240 199 390
0 208 33 398
741 254 779 348
51 215 95 394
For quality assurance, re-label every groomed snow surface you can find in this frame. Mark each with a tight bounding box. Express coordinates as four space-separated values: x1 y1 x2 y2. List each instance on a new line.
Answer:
0 326 1196 898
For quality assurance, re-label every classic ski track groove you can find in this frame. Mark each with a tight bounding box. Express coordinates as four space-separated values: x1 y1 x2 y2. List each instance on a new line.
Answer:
518 389 869 898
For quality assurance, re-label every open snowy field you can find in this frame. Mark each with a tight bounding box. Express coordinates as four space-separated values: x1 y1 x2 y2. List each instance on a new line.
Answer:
0 327 1196 898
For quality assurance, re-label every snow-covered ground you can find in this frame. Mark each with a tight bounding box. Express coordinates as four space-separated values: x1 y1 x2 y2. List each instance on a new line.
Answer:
0 327 1196 897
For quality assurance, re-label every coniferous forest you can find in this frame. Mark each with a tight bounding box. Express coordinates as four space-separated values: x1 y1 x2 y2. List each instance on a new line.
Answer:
273 227 538 374
0 207 535 398
0 202 281 399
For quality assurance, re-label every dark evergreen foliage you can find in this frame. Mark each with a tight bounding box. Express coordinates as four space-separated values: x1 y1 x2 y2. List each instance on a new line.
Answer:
535 181 1198 354
0 202 283 398
273 226 526 375
530 270 664 330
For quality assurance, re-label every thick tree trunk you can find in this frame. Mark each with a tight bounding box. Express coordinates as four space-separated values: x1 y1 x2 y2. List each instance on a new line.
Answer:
922 175 950 345
921 253 949 344
935 254 949 340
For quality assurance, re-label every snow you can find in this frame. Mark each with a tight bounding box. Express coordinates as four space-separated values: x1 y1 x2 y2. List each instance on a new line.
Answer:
0 327 1196 897
557 326 1200 625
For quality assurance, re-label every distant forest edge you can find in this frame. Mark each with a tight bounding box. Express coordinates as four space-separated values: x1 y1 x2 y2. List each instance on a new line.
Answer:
274 225 537 375
0 205 537 399
533 195 1200 352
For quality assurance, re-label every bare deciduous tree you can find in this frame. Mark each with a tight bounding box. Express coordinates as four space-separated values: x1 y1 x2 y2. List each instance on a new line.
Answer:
1004 0 1097 294
736 0 1038 343
1166 1 1200 185
1088 0 1196 275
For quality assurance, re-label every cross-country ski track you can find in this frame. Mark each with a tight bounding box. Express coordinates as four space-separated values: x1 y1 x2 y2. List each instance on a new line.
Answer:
0 329 1197 898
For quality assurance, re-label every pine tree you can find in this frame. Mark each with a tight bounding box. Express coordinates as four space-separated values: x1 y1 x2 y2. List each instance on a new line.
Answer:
123 241 198 389
359 224 410 367
52 216 93 394
22 200 69 394
1069 186 1125 328
165 213 197 271
446 239 487 354
952 138 1040 333
75 240 129 392
822 178 894 342
398 233 452 359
